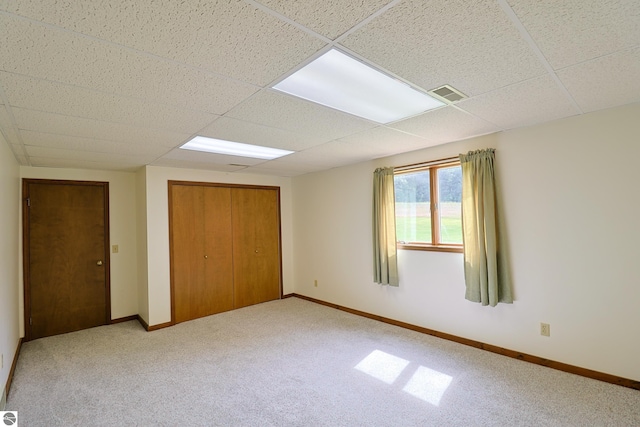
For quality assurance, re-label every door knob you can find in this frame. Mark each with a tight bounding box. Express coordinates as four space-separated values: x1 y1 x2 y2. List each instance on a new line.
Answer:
204 255 208 259
96 260 103 266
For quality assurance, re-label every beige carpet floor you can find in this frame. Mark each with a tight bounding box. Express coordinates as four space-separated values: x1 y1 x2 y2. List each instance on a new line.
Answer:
7 297 640 426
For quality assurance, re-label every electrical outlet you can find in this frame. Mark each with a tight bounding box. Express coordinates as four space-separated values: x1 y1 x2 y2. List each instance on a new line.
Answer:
540 323 550 337
112 245 119 253
314 279 318 287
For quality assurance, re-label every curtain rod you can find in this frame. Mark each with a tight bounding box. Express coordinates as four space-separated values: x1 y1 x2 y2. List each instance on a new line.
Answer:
394 155 460 172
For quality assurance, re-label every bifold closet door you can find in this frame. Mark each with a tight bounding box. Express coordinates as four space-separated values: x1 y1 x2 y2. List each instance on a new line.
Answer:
171 185 233 323
231 188 281 308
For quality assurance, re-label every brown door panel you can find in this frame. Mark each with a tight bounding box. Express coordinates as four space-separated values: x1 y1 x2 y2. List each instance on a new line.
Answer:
24 180 110 340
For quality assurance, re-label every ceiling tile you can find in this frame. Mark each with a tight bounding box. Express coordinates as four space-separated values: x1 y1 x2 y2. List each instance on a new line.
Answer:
199 116 324 152
12 108 189 148
0 15 258 114
28 156 143 172
240 167 305 177
0 73 217 134
20 130 172 158
389 106 500 142
244 159 326 175
0 104 20 145
456 75 580 130
557 48 640 113
336 127 434 158
507 0 640 70
341 0 546 96
150 157 248 173
5 0 326 86
25 146 156 165
277 140 382 168
256 0 393 39
9 144 28 161
226 90 376 141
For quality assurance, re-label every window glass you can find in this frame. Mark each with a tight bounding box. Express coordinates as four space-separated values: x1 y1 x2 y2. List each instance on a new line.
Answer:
394 171 431 243
437 166 462 244
394 161 462 251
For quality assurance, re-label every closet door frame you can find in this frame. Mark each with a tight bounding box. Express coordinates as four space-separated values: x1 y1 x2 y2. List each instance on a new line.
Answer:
168 180 283 325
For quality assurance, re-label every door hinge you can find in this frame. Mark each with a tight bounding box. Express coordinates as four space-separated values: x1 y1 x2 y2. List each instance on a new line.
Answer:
29 317 32 325
27 197 31 207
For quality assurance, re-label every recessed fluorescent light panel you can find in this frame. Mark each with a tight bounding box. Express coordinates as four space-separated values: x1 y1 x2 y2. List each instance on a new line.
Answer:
273 49 444 124
180 136 293 160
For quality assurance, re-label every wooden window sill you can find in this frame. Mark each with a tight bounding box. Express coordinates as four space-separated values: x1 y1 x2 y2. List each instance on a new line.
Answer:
397 243 463 253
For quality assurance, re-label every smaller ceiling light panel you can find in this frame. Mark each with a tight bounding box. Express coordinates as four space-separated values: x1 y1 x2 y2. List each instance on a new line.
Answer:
180 136 294 160
273 49 444 124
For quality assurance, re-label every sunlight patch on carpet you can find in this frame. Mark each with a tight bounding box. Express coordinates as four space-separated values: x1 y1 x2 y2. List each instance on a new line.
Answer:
355 350 453 405
354 350 410 384
403 366 453 405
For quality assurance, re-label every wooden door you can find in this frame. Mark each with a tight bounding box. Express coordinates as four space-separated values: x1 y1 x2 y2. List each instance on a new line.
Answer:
231 188 281 308
170 184 233 323
24 180 110 340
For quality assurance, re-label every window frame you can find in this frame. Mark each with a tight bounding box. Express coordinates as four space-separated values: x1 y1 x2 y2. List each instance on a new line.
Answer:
394 158 463 253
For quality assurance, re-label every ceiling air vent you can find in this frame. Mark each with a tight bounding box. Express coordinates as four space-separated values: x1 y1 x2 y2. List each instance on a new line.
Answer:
428 85 467 103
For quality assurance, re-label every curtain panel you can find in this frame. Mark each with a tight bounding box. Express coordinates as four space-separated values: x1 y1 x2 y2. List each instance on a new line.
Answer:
372 167 399 286
459 149 512 306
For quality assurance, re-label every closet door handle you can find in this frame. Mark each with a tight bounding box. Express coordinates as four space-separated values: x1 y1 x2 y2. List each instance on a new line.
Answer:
204 255 208 259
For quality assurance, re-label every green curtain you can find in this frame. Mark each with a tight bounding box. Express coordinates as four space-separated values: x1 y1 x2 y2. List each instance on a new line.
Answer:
459 149 512 306
373 167 399 286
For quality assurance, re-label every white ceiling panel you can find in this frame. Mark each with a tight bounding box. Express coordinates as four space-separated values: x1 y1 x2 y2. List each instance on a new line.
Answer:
200 116 324 152
456 75 580 130
0 104 21 146
336 127 434 158
0 73 218 134
341 0 546 96
390 106 500 143
276 140 383 168
508 0 640 70
150 157 249 173
28 156 143 172
0 15 258 114
255 0 394 40
226 90 376 141
25 146 156 165
244 159 326 176
20 130 172 158
12 108 190 148
5 0 325 86
557 48 640 113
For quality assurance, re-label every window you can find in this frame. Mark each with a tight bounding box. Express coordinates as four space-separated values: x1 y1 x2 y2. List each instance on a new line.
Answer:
394 159 462 252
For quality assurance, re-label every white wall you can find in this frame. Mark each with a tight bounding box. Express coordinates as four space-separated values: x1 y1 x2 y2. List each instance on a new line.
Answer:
136 168 149 324
292 103 640 382
0 134 19 394
19 167 139 325
143 166 294 326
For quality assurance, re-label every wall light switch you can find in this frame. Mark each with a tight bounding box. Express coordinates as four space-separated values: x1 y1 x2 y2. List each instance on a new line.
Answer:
112 245 119 254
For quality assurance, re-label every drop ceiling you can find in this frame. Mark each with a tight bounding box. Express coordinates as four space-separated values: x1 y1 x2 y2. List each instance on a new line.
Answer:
1 0 638 176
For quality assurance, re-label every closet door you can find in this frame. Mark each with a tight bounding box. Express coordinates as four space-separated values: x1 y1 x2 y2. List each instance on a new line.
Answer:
171 184 233 323
231 188 281 308
202 186 234 313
